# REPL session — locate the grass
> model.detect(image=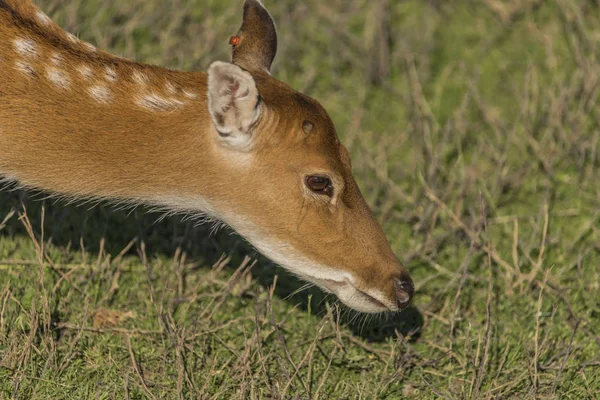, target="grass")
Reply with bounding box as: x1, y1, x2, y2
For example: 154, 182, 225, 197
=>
1, 0, 599, 398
